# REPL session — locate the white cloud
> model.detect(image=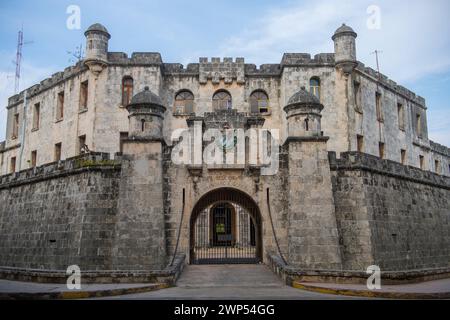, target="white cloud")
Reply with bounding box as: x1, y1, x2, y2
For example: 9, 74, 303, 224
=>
216, 0, 450, 146
1, 0, 449, 147
218, 0, 450, 83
